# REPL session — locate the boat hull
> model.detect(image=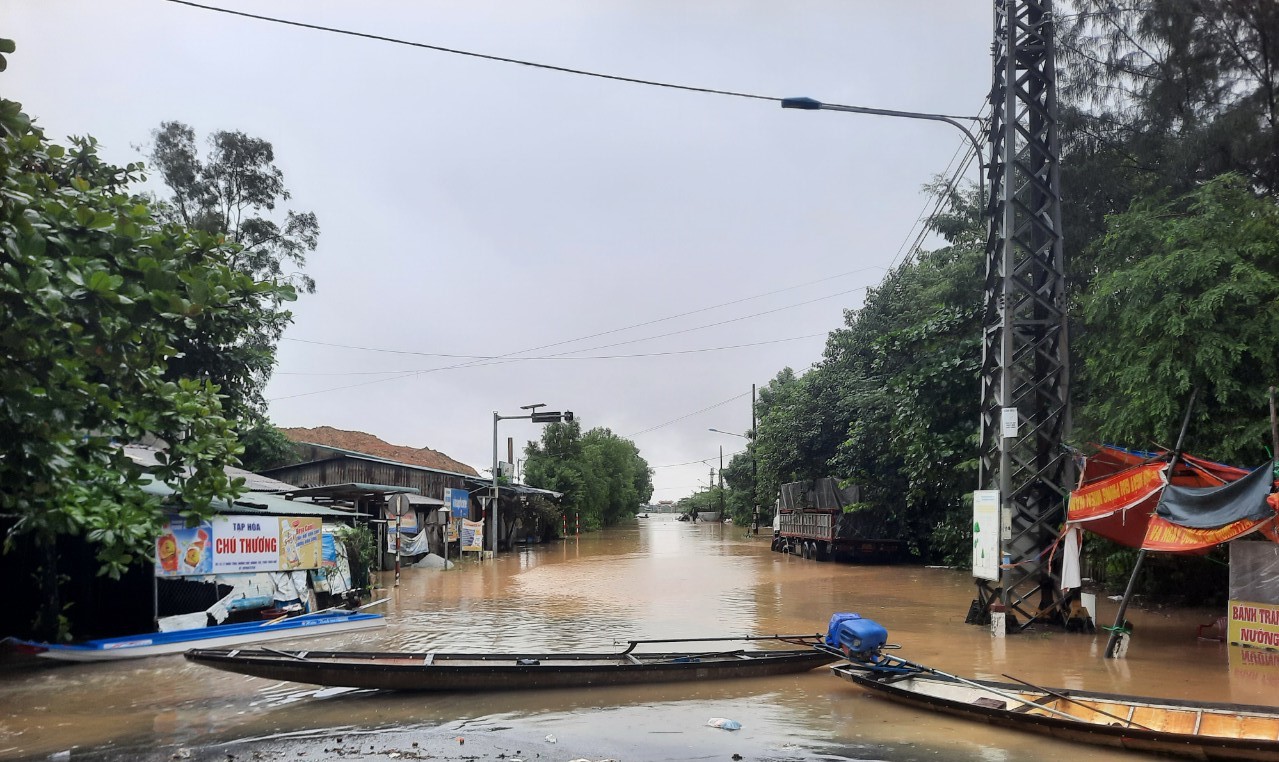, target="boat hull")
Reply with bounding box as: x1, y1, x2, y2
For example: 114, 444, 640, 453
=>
7, 612, 385, 662
186, 647, 835, 691
834, 665, 1279, 761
